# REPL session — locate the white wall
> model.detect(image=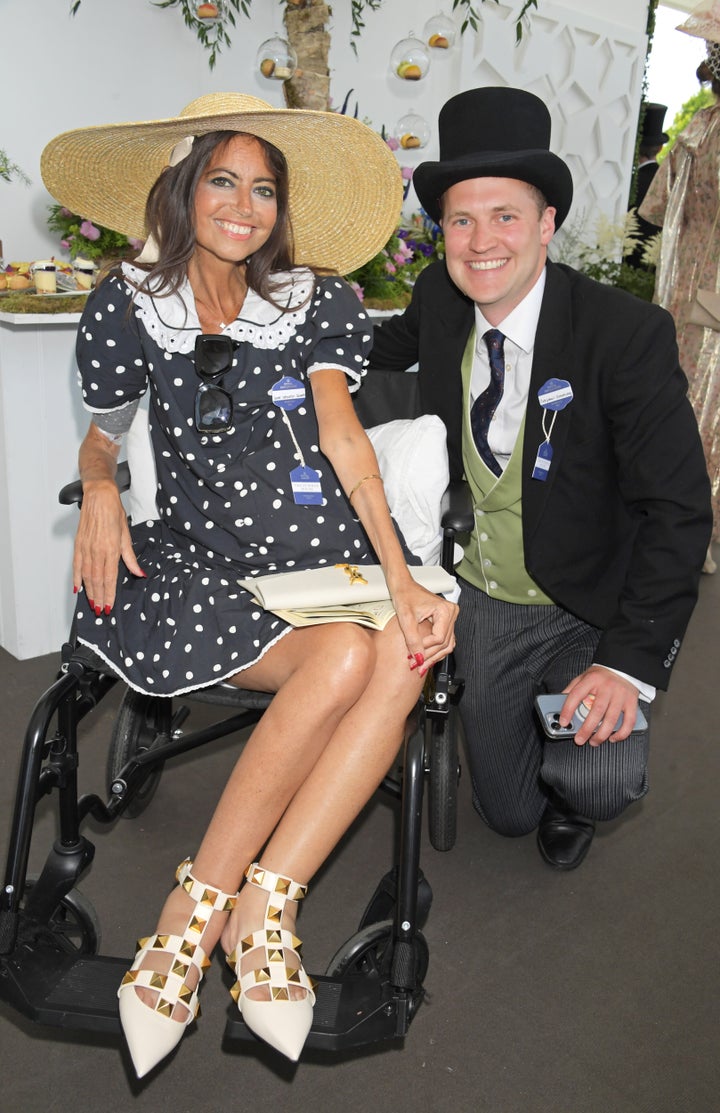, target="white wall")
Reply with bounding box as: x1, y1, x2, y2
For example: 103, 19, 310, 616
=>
2, 0, 651, 263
